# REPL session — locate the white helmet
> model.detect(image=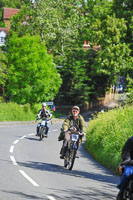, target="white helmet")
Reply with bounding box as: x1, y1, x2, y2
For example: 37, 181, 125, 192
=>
42, 102, 46, 107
